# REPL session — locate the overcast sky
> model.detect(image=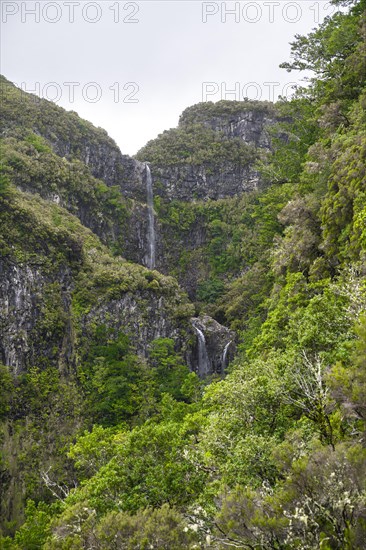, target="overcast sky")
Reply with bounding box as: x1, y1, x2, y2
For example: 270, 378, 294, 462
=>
1, 1, 335, 155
